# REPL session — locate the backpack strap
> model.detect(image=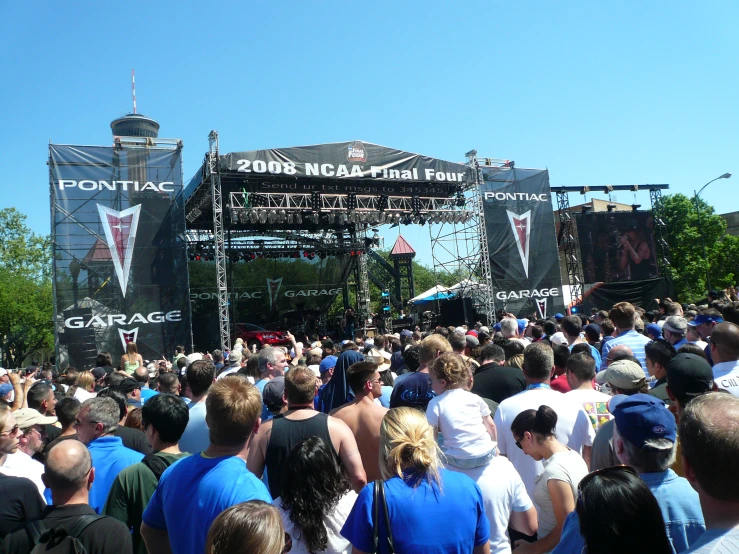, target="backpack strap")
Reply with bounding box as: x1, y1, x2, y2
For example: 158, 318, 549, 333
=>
64, 514, 107, 540
25, 520, 46, 546
141, 453, 174, 481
